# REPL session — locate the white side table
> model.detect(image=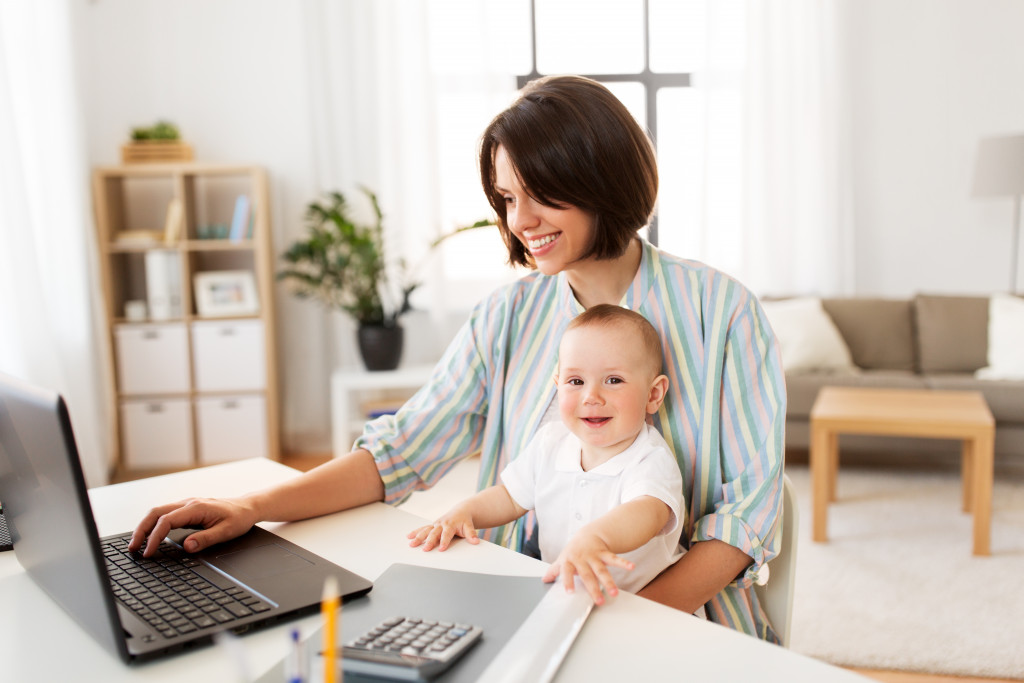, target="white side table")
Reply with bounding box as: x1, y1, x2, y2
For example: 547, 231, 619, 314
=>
330, 364, 434, 457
